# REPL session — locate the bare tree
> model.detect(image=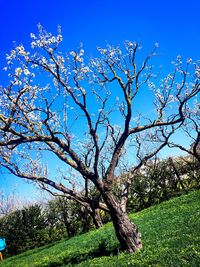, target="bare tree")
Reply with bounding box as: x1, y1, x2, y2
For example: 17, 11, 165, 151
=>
168, 105, 200, 162
0, 190, 22, 217
0, 25, 199, 252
